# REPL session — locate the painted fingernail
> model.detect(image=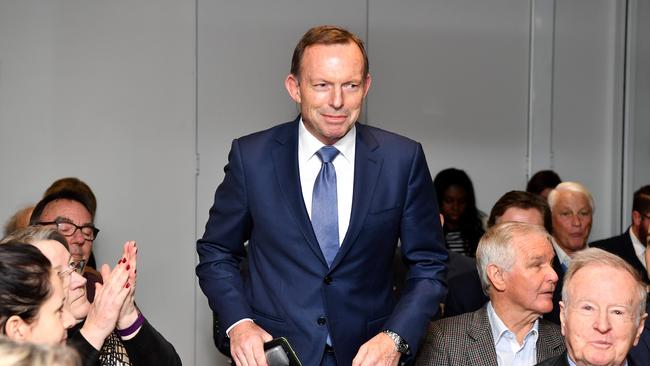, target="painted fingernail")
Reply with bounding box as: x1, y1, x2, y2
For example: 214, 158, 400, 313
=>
121, 258, 126, 264
126, 265, 131, 270
125, 283, 130, 288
